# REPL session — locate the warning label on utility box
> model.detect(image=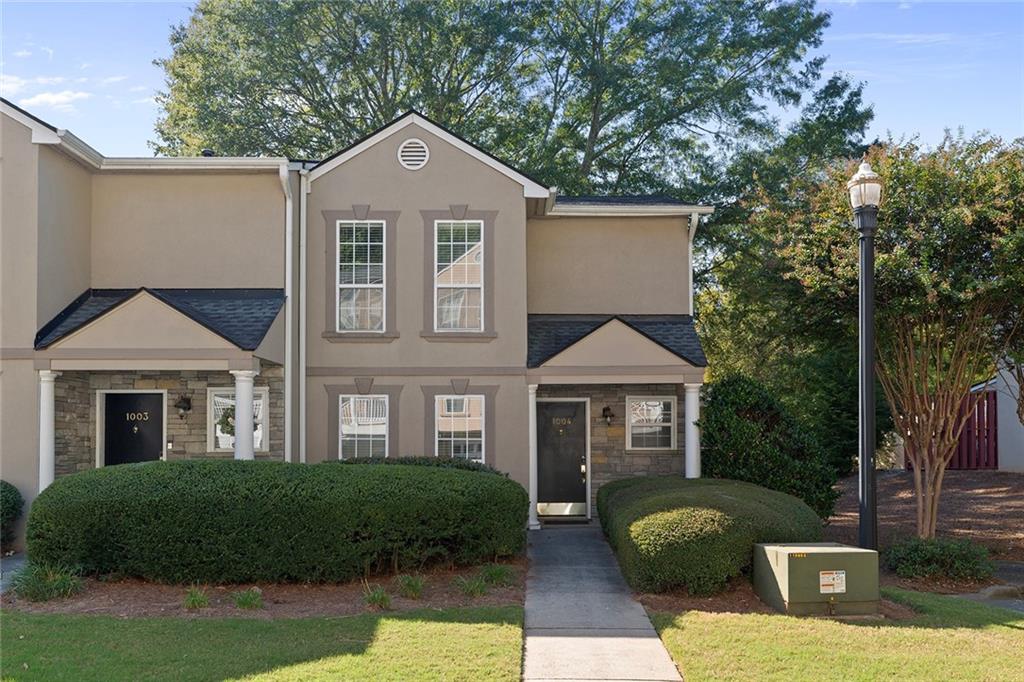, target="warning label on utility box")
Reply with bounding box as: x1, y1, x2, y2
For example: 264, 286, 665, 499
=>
819, 570, 847, 594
